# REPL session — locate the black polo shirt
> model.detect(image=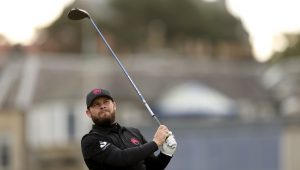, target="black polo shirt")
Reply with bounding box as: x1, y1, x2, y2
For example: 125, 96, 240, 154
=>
81, 123, 171, 170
